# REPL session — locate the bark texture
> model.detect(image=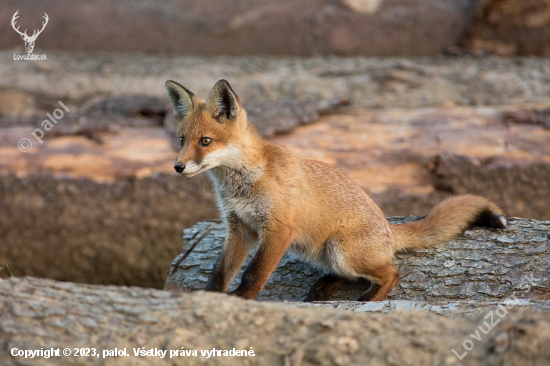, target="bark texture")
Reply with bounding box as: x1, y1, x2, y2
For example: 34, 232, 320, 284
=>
3, 53, 550, 110
165, 217, 550, 302
2, 277, 550, 366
